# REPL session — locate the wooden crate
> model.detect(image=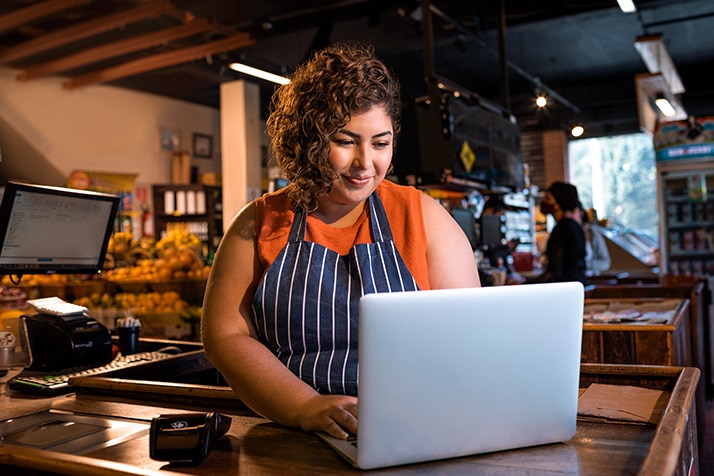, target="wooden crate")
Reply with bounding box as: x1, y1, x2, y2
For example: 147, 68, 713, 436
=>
582, 298, 692, 367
